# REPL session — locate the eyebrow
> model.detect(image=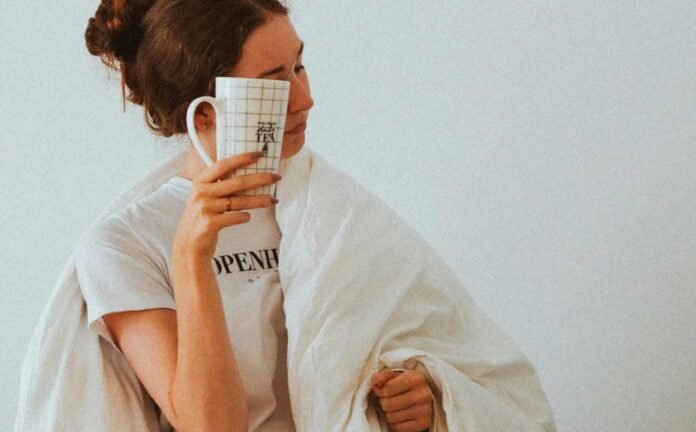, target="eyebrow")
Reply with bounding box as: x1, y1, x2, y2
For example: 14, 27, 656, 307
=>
257, 40, 304, 78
